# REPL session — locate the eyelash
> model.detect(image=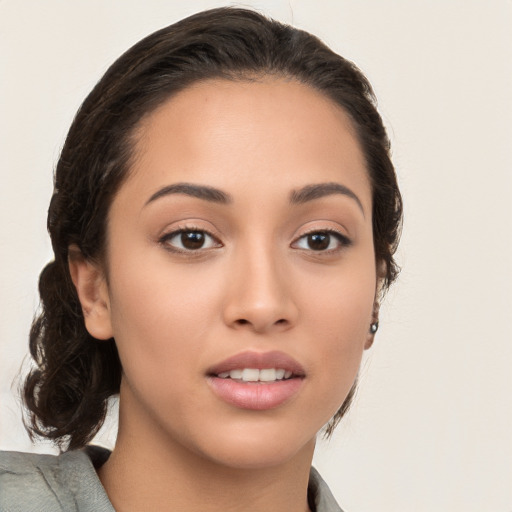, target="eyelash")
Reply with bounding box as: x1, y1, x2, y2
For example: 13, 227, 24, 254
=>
159, 227, 352, 254
159, 226, 222, 254
291, 229, 352, 253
